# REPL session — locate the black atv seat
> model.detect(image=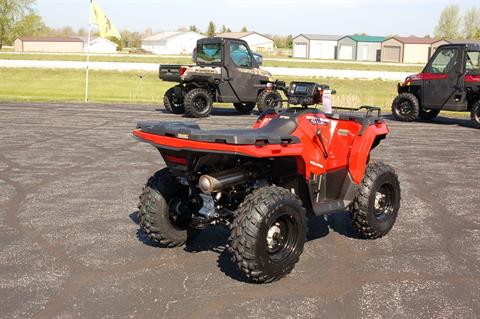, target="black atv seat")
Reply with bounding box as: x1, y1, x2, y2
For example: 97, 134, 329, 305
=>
137, 116, 300, 145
